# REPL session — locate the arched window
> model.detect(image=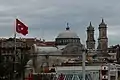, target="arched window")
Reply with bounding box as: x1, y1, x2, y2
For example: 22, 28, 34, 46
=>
62, 40, 64, 43
59, 40, 61, 43
64, 40, 66, 43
